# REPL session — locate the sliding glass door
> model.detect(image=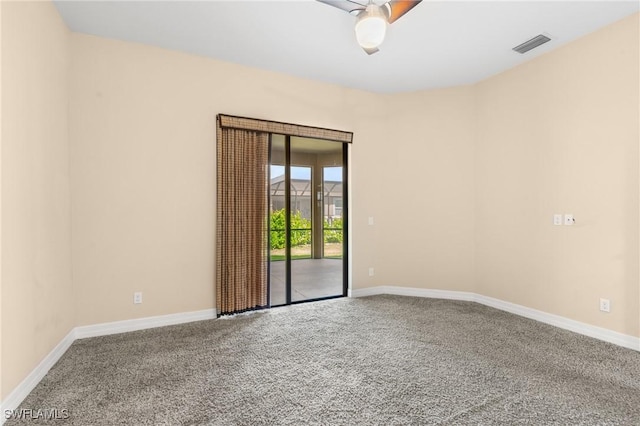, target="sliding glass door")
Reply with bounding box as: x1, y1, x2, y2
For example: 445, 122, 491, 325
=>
269, 135, 347, 306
